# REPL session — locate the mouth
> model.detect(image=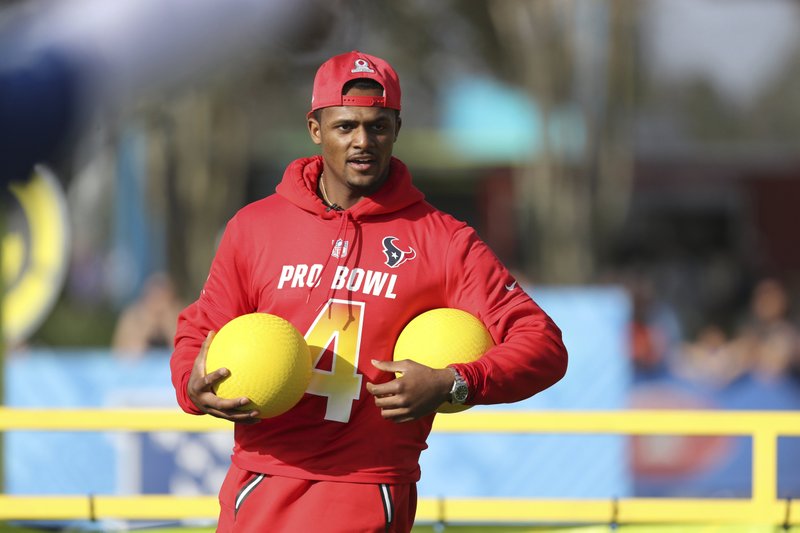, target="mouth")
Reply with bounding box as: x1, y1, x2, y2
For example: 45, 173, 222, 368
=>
347, 155, 377, 172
